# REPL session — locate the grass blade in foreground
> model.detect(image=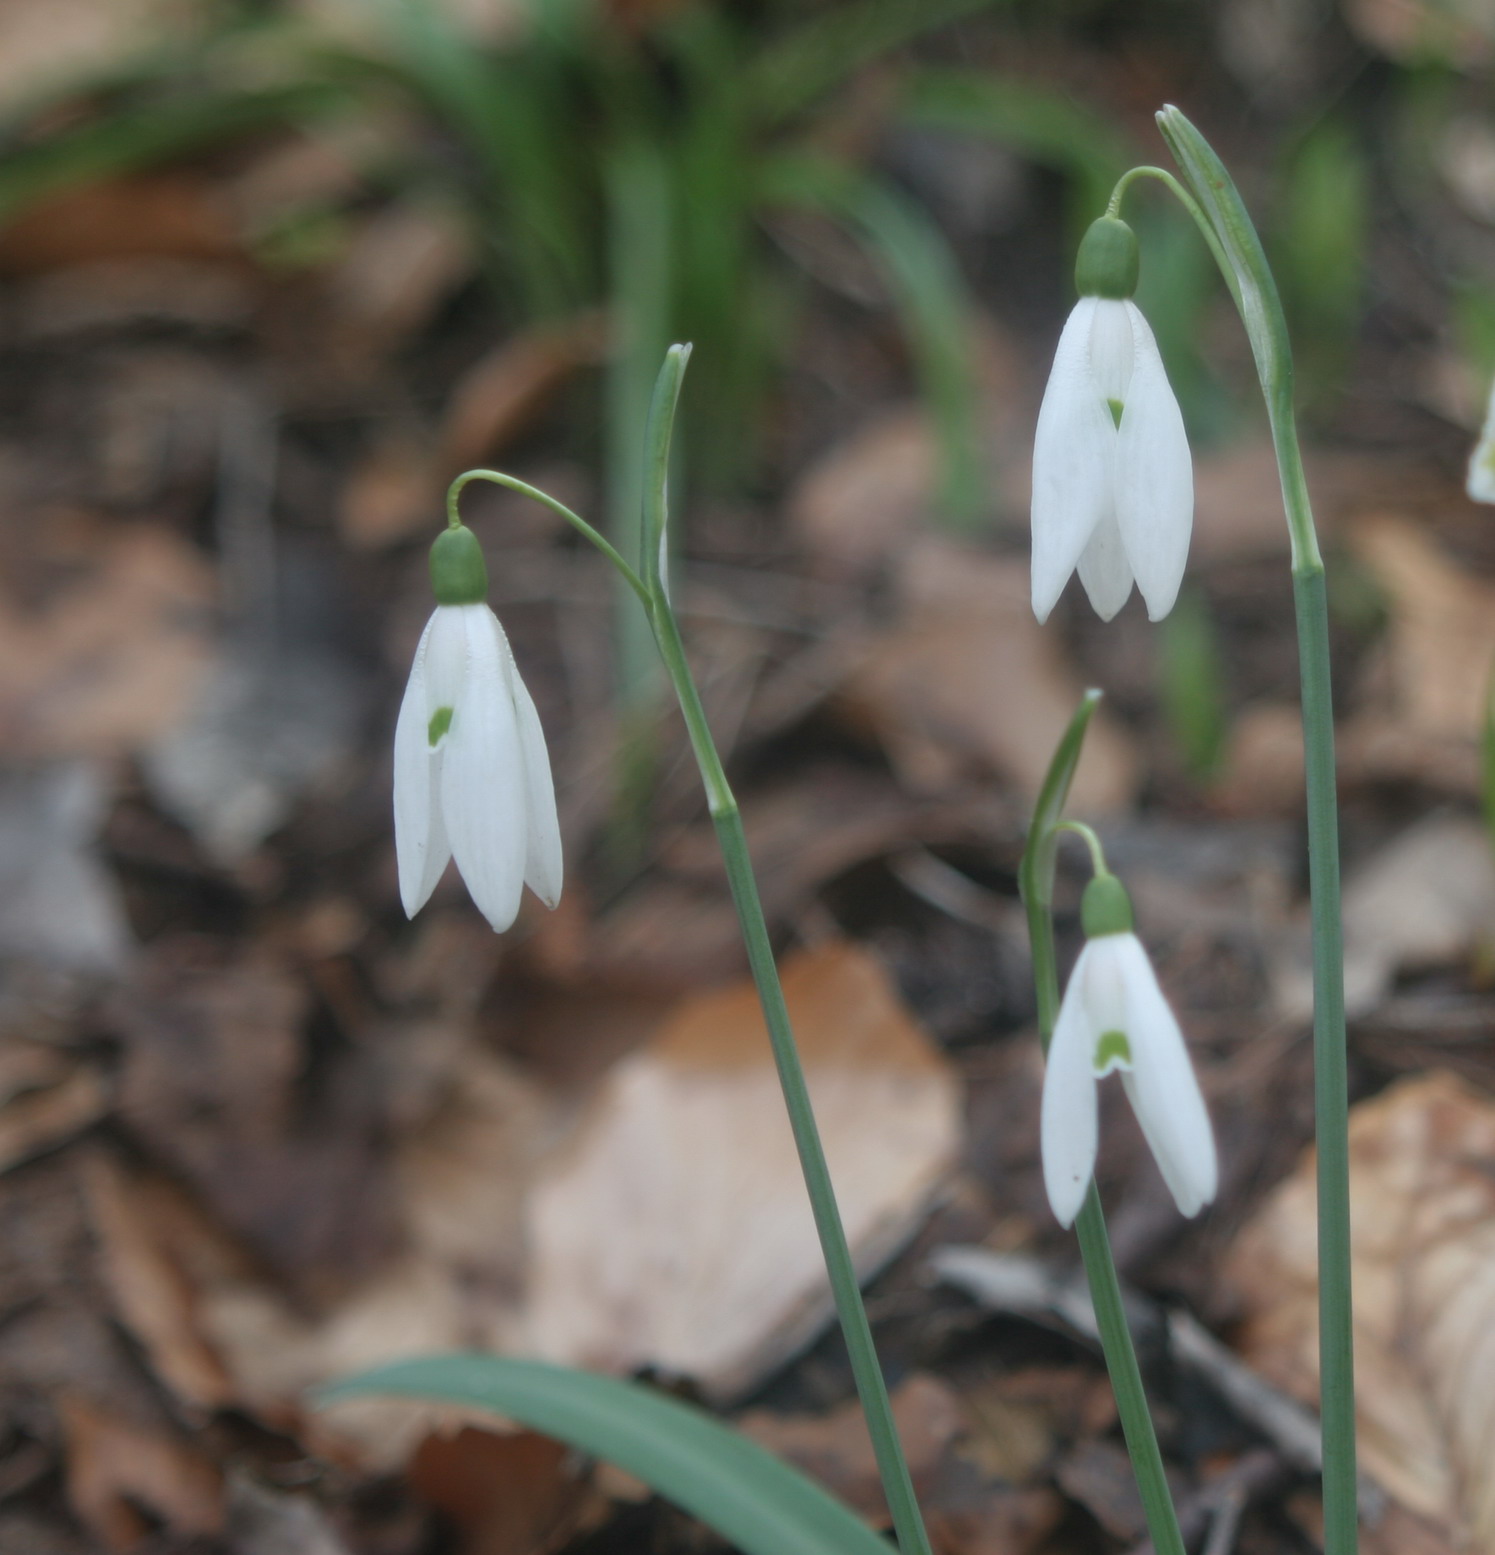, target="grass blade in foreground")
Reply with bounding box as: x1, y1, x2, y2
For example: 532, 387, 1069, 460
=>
320, 1356, 895, 1555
